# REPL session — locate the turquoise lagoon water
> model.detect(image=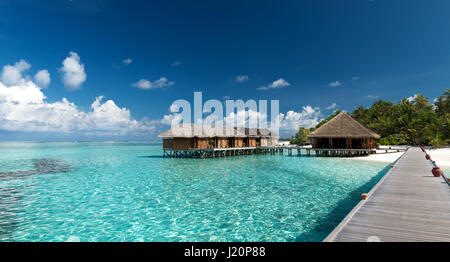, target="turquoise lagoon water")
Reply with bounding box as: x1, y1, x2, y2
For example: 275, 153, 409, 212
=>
0, 142, 392, 242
